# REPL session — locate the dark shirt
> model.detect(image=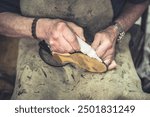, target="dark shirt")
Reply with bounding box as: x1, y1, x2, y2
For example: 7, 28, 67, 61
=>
0, 0, 146, 18
111, 0, 147, 18
0, 0, 20, 14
